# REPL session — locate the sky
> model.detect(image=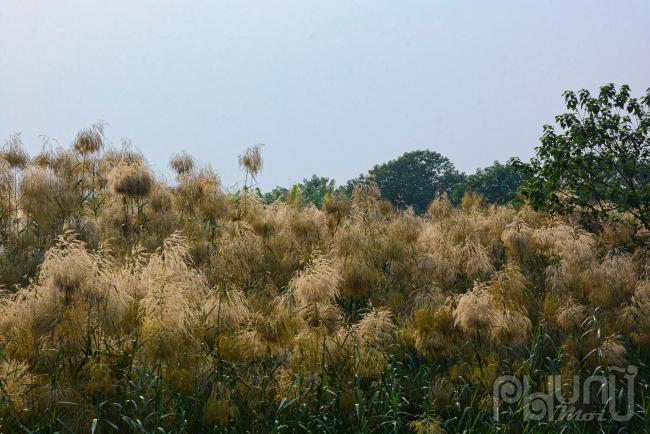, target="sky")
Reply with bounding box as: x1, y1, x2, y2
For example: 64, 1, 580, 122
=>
1, 1, 649, 190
